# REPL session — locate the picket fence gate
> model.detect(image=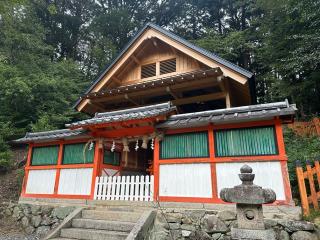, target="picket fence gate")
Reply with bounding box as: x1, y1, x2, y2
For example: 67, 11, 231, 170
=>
296, 160, 320, 216
94, 175, 154, 201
